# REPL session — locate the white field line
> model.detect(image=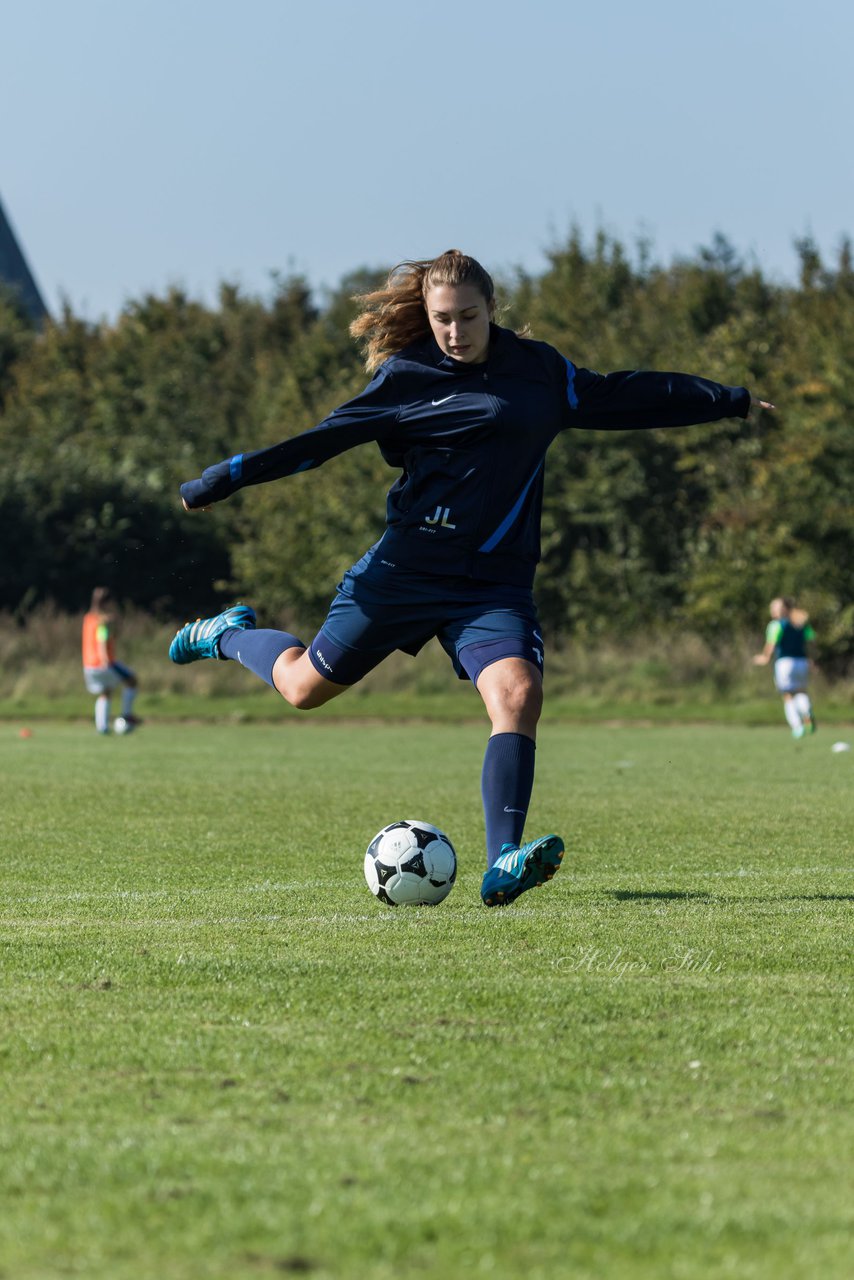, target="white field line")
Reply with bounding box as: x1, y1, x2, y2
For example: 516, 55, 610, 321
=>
3, 865, 852, 909
2, 882, 319, 904
0, 915, 288, 929
1, 870, 851, 931
0, 910, 498, 930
